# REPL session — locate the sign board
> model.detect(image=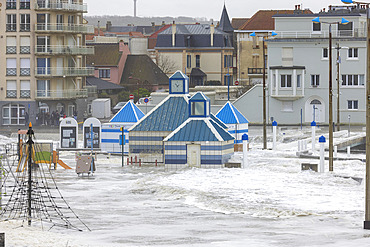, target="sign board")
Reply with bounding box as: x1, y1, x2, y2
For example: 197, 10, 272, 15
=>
83, 117, 101, 149
129, 94, 134, 100
60, 117, 78, 149
235, 81, 239, 86
144, 97, 149, 104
